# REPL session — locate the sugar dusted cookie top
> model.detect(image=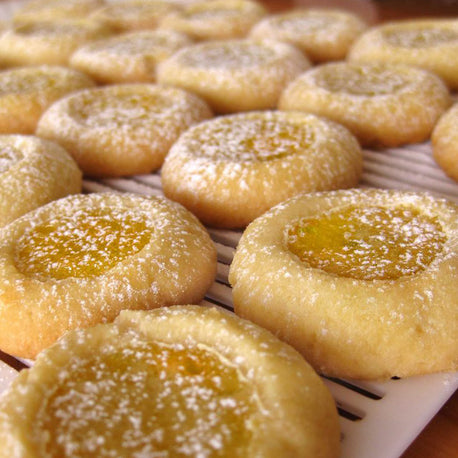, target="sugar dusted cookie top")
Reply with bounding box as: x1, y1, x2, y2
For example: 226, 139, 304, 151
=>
0, 305, 340, 457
